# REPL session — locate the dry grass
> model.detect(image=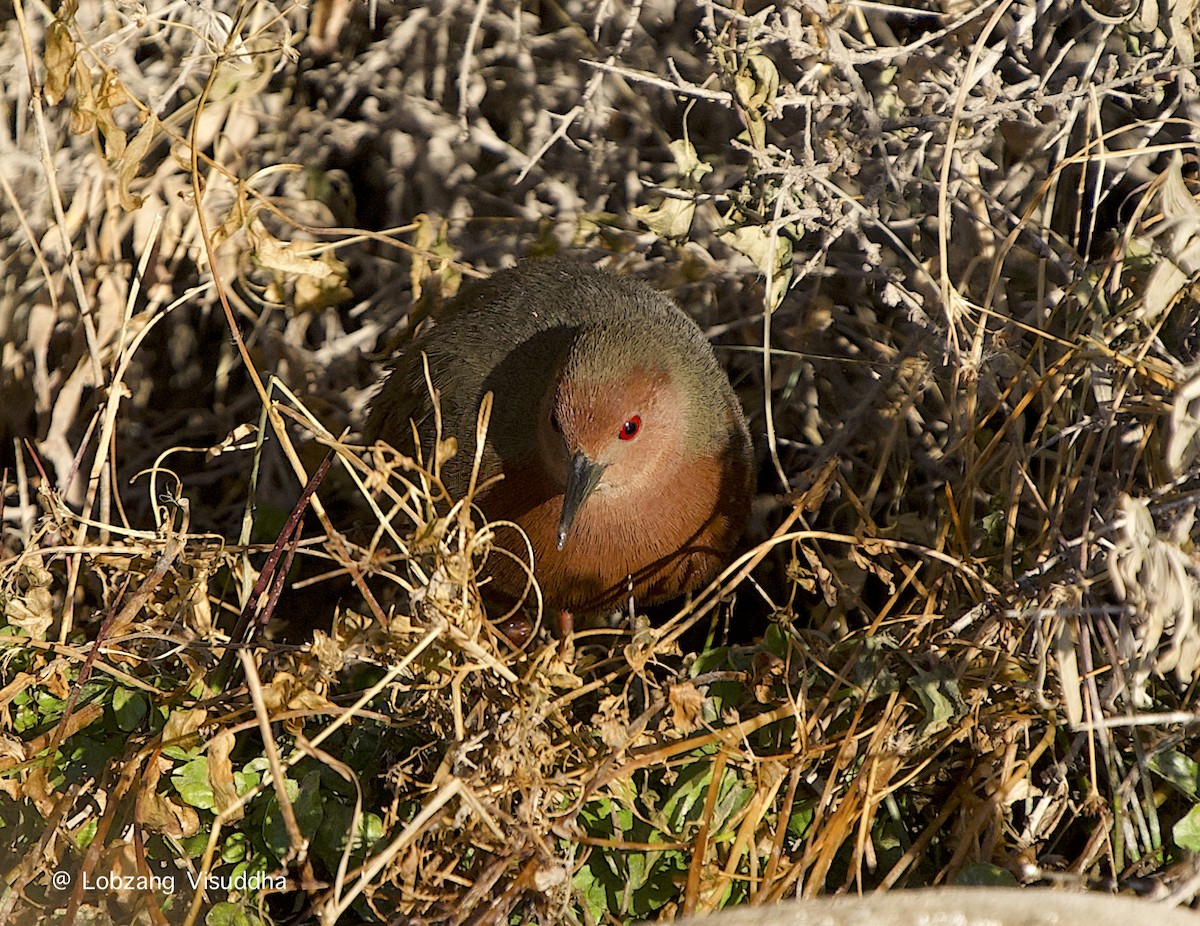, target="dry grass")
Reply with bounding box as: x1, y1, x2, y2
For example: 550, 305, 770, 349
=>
3, 0, 1200, 924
